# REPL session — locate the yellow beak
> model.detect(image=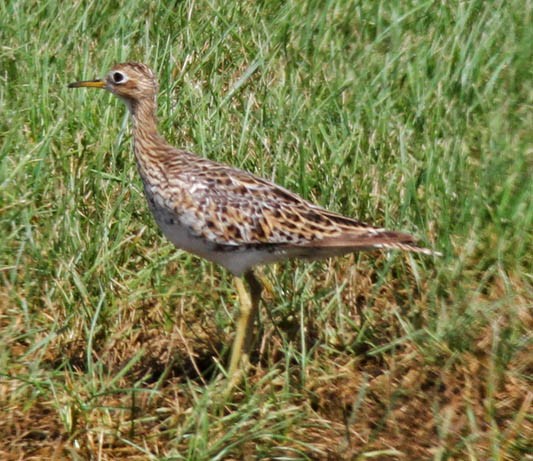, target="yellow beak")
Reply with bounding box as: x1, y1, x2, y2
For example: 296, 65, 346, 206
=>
68, 79, 106, 89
